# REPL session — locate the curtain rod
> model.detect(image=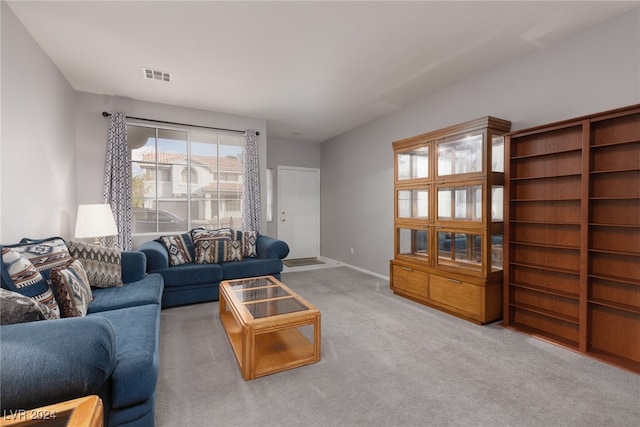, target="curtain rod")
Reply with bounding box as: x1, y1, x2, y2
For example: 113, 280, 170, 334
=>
101, 111, 259, 135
